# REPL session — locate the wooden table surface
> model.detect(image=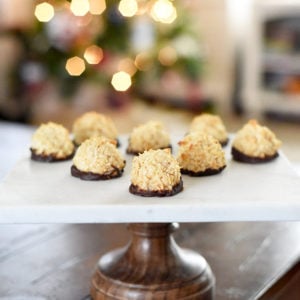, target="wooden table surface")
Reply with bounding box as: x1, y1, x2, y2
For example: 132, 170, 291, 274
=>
0, 222, 299, 299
